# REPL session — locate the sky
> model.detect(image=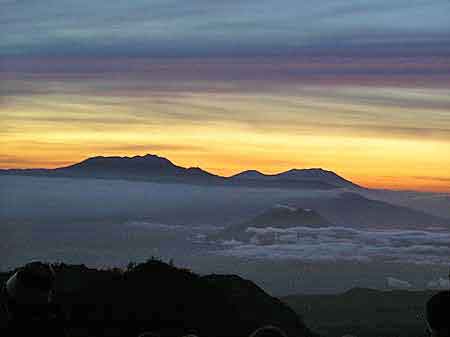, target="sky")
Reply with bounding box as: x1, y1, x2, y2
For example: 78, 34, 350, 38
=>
1, 0, 450, 192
